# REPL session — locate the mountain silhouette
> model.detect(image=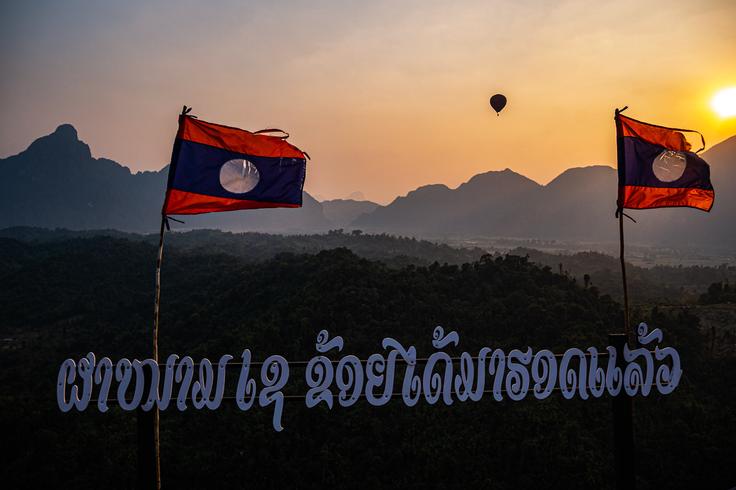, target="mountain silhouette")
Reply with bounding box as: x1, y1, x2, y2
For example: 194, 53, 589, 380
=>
1, 124, 733, 247
321, 199, 379, 228
352, 169, 542, 236
354, 137, 736, 248
0, 124, 330, 232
